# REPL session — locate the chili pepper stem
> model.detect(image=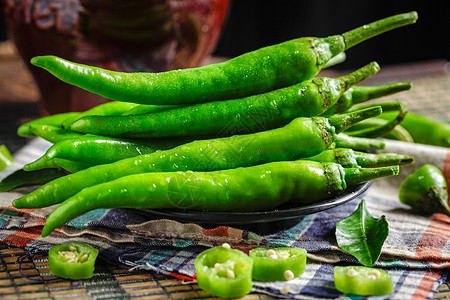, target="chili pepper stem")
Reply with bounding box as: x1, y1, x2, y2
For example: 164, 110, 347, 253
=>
351, 82, 412, 105
353, 151, 414, 168
342, 11, 418, 50
329, 106, 383, 134
334, 62, 380, 91
344, 165, 399, 185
